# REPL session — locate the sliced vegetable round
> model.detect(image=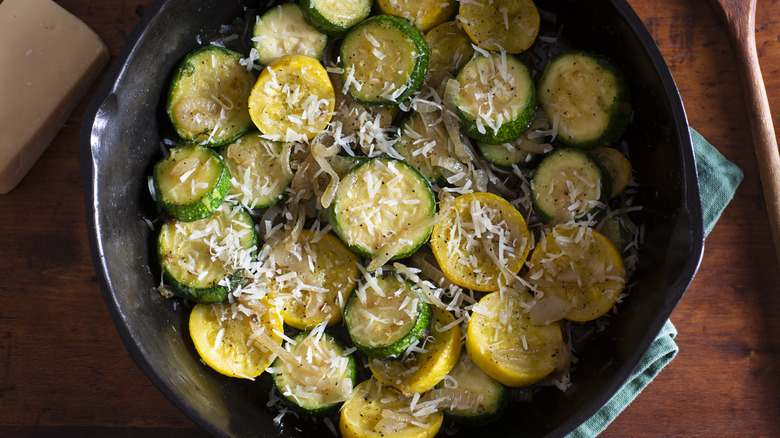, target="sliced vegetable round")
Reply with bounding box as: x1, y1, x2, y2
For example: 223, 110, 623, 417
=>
330, 157, 436, 265
158, 203, 256, 303
458, 0, 540, 54
393, 111, 459, 183
299, 0, 372, 35
591, 146, 632, 198
253, 3, 328, 65
340, 378, 444, 438
264, 229, 360, 330
330, 154, 368, 178
477, 111, 553, 169
438, 350, 506, 424
538, 51, 632, 148
248, 54, 335, 142
466, 290, 566, 387
375, 0, 457, 33
530, 147, 609, 222
330, 71, 400, 144
166, 46, 254, 146
527, 226, 626, 322
369, 307, 462, 395
221, 132, 291, 209
430, 192, 532, 292
344, 269, 432, 359
153, 142, 231, 222
189, 301, 283, 378
454, 51, 537, 144
340, 15, 429, 106
272, 330, 357, 414
425, 20, 475, 88
598, 213, 636, 256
